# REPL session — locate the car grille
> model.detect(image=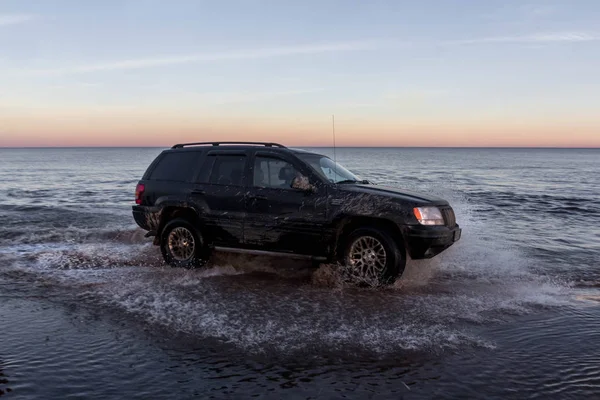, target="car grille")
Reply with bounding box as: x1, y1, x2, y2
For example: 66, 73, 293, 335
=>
441, 207, 456, 227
